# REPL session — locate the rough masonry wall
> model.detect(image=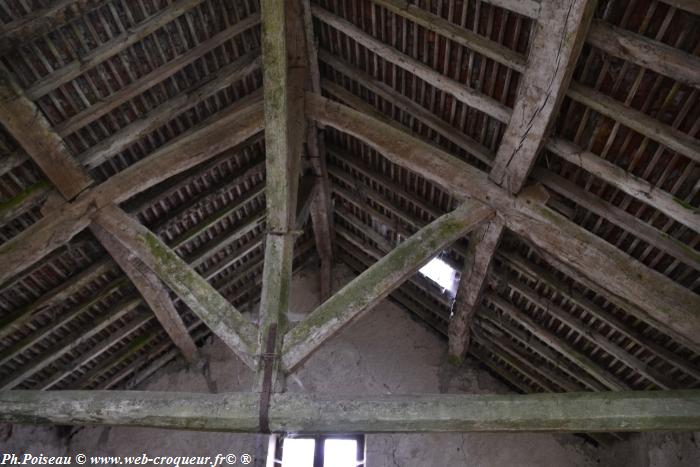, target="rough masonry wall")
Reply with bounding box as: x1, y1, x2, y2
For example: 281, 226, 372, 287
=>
1, 264, 699, 466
